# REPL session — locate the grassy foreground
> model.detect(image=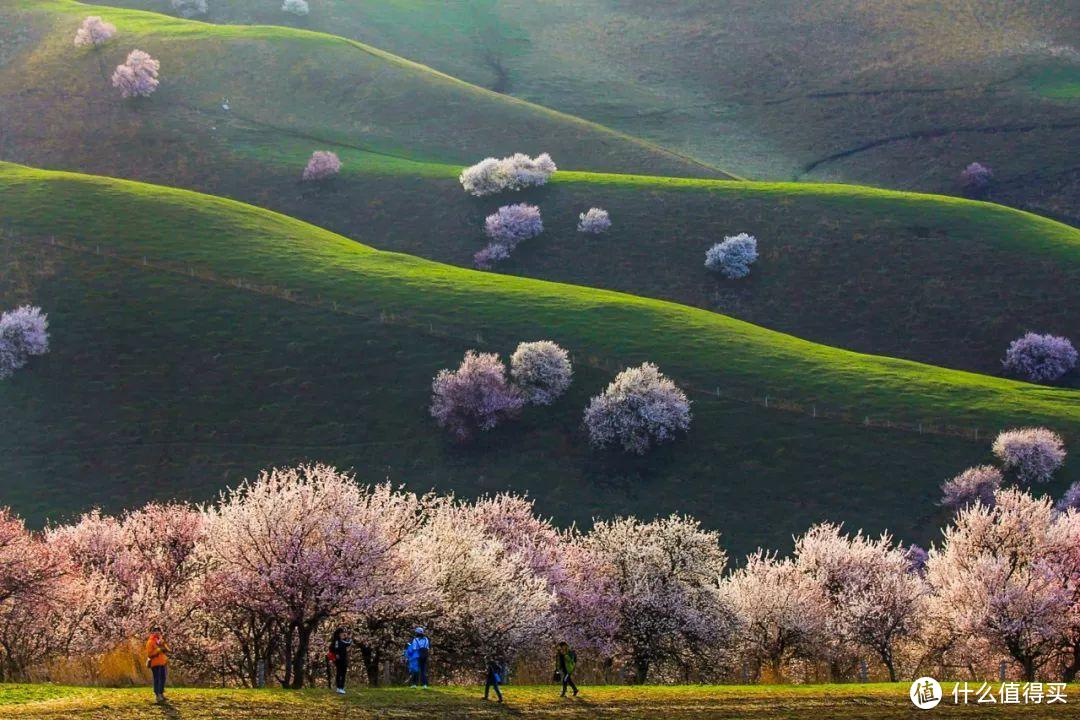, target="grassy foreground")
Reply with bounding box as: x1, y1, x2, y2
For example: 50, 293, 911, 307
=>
1, 683, 1079, 719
